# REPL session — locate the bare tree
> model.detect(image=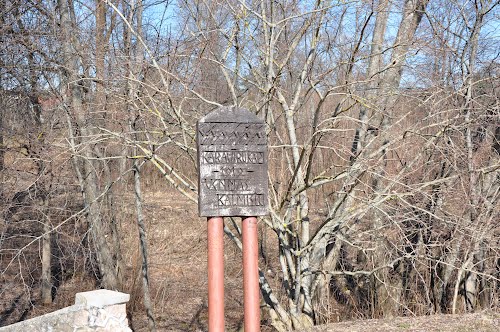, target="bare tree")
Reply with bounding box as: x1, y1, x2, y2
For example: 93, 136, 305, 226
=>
154, 0, 498, 329
57, 0, 123, 290
1, 0, 498, 330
